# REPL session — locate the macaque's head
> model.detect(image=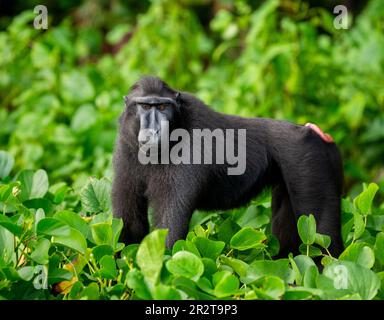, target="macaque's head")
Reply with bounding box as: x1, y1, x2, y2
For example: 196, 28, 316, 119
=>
121, 76, 181, 148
